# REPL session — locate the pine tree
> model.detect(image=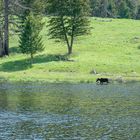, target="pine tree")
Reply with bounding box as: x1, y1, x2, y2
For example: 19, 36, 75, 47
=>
136, 5, 140, 19
118, 1, 129, 18
108, 0, 117, 17
19, 13, 44, 64
47, 0, 91, 55
90, 0, 139, 19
